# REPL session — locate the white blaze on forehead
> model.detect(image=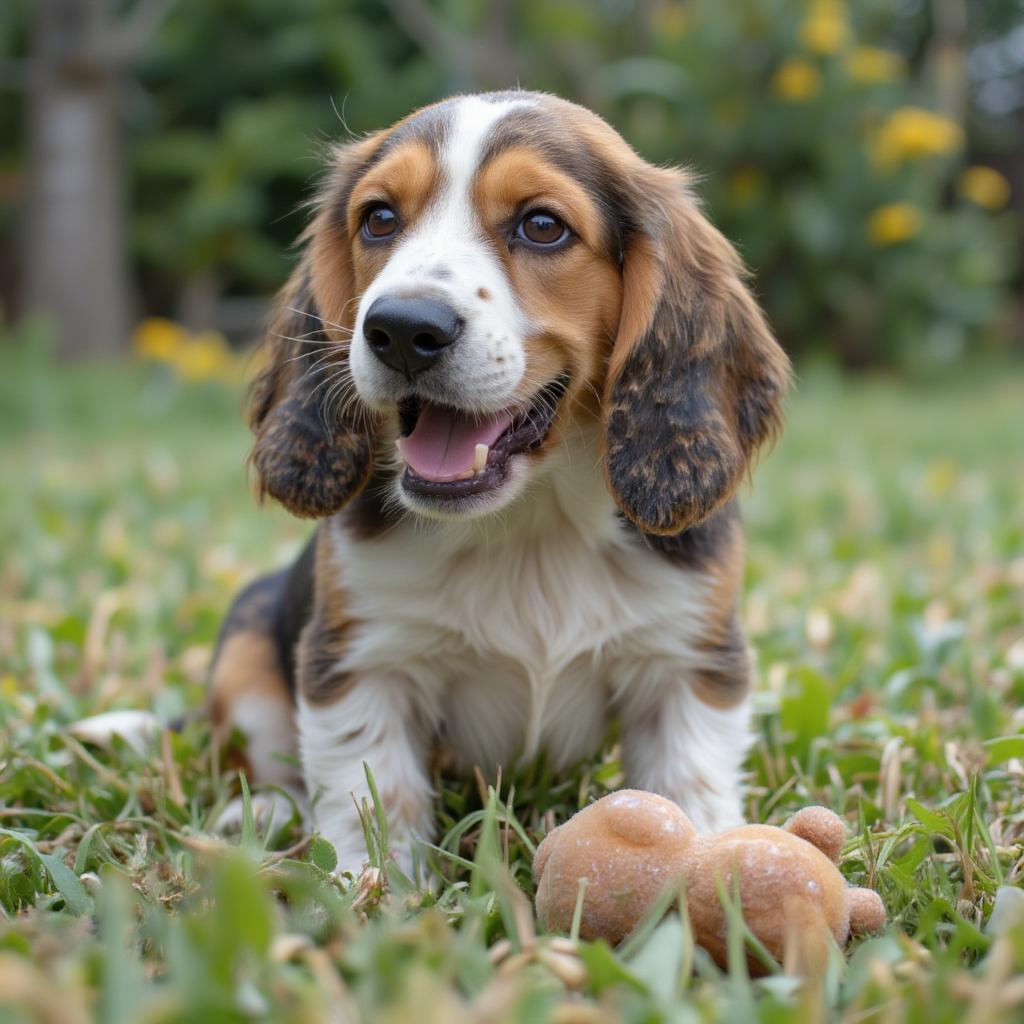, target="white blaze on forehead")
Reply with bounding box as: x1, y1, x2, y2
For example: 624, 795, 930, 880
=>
411, 93, 534, 275
441, 94, 534, 215
350, 94, 539, 413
